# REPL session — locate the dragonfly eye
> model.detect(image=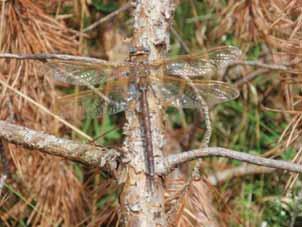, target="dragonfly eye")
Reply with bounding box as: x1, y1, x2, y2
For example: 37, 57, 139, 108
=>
129, 47, 137, 55
129, 46, 150, 56
142, 47, 150, 53
122, 71, 130, 77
